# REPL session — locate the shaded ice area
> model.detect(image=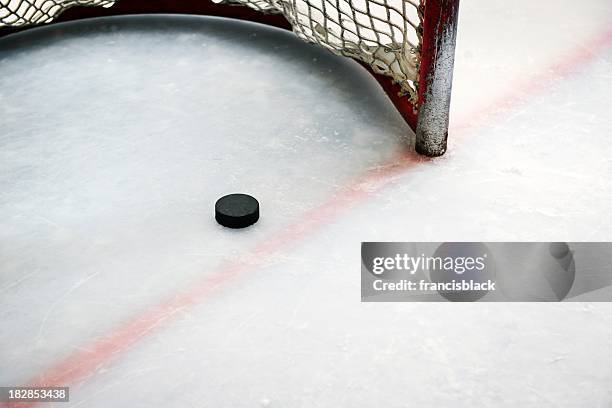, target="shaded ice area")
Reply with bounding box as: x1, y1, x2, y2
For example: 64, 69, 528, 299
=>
1, 1, 612, 406
0, 15, 409, 385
